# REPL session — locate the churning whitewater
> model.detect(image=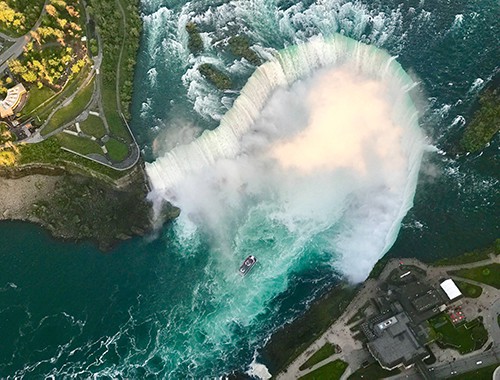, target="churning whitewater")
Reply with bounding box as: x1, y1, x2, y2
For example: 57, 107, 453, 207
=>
146, 34, 424, 283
